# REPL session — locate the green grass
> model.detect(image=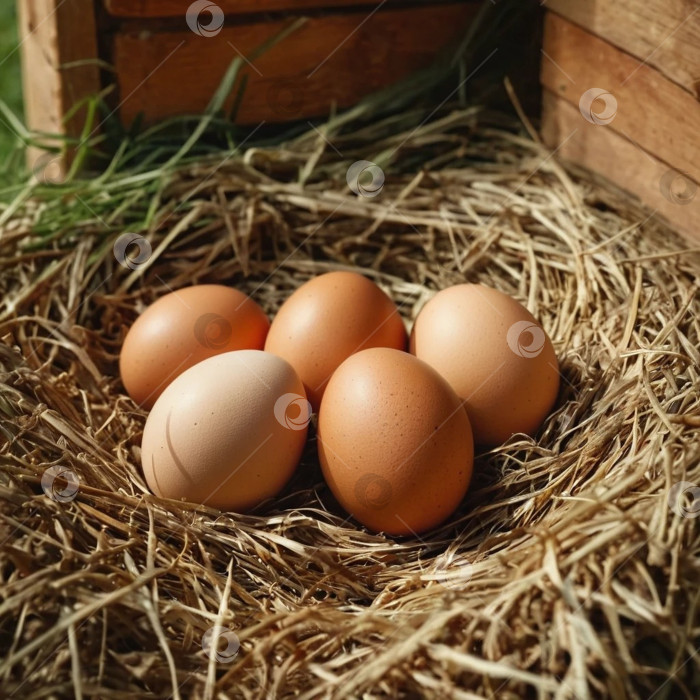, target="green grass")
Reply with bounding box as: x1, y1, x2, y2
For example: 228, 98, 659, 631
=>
0, 3, 23, 161
0, 0, 523, 220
